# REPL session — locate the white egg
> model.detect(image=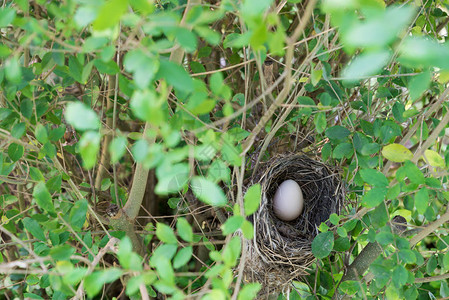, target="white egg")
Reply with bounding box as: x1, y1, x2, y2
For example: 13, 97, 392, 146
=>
273, 179, 304, 221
